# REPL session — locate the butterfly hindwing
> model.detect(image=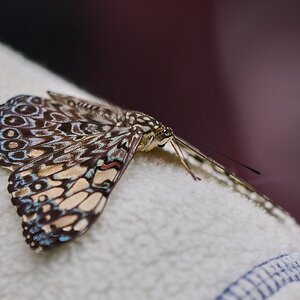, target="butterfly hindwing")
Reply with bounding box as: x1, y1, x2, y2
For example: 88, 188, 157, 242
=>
8, 128, 143, 251
47, 91, 123, 125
